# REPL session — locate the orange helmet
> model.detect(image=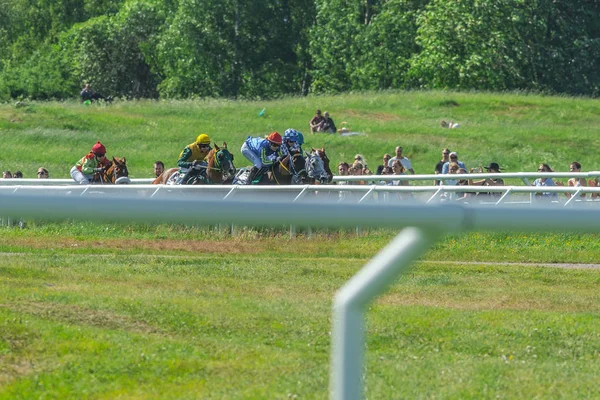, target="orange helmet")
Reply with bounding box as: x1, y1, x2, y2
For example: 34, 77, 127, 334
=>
267, 132, 282, 145
91, 141, 106, 155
